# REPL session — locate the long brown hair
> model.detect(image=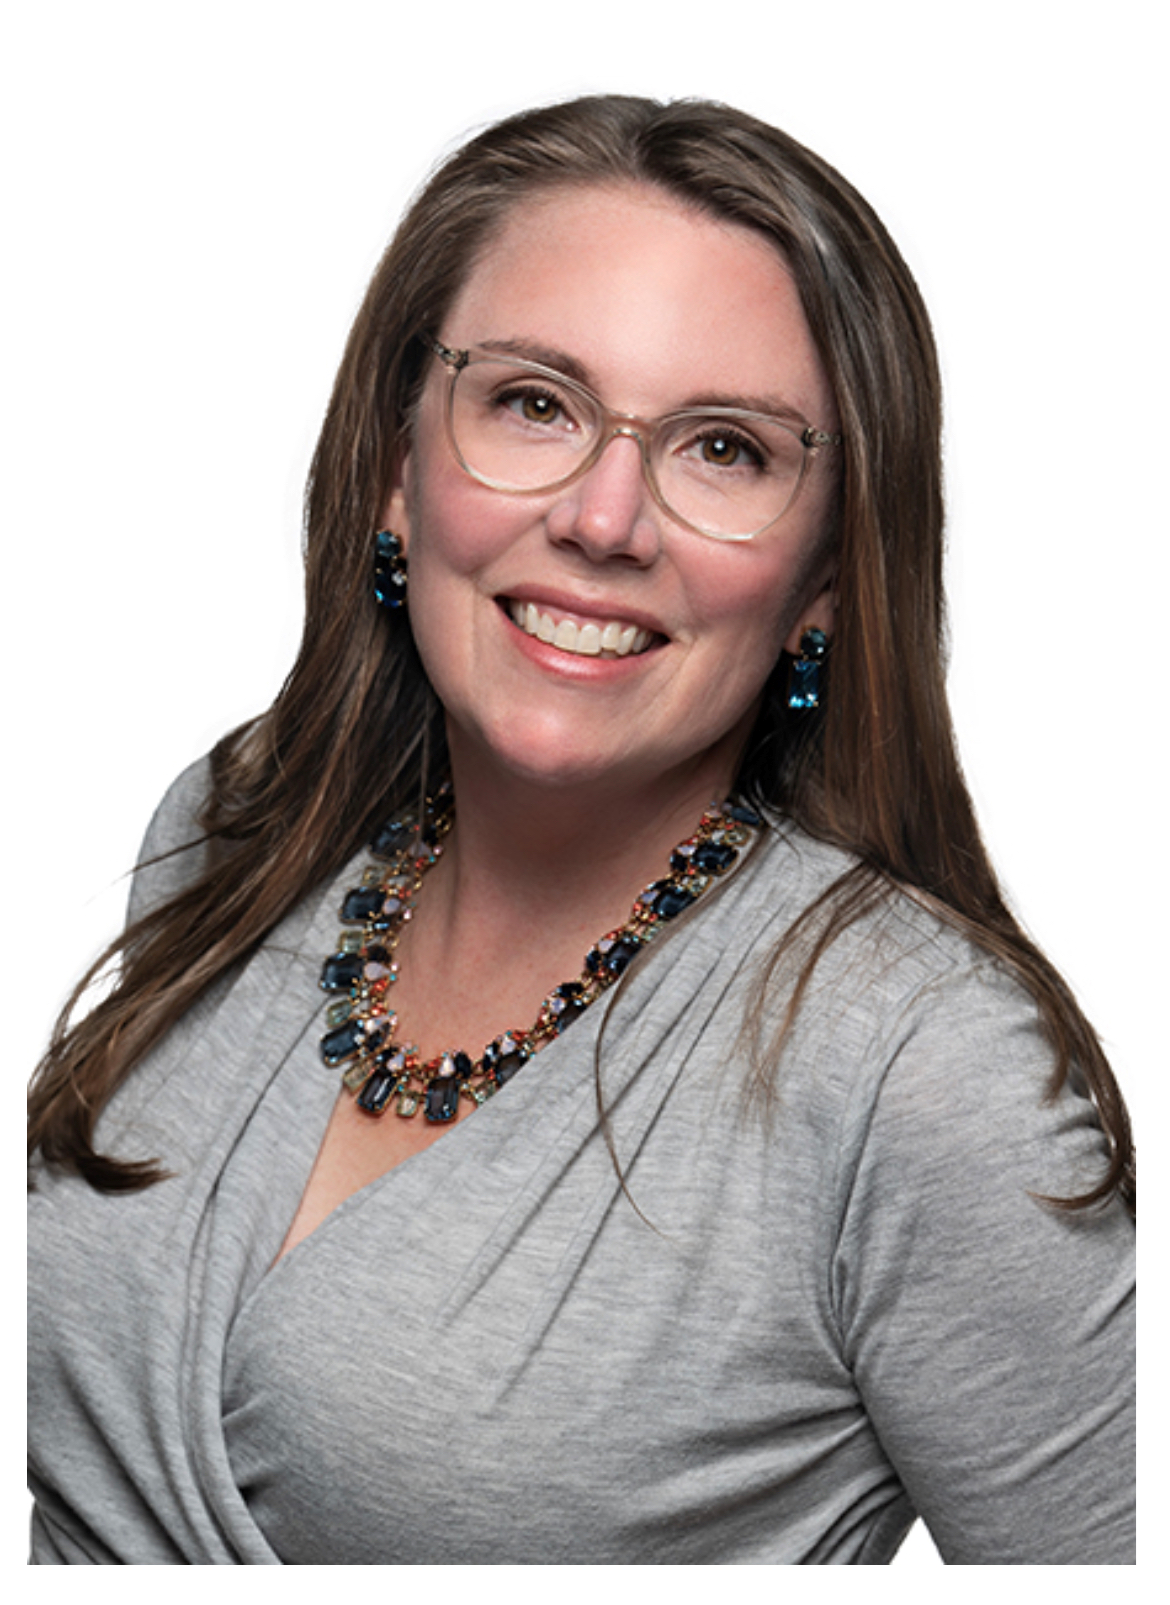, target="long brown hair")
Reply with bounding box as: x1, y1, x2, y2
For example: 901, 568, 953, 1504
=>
28, 95, 1134, 1210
